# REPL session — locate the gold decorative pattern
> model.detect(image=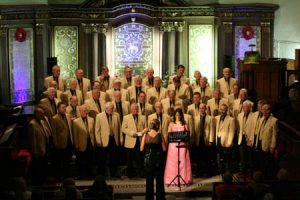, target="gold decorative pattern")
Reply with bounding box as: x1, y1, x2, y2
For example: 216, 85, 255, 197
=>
35, 23, 45, 35
54, 26, 78, 82
82, 23, 108, 34
158, 21, 185, 32
222, 22, 233, 33
261, 22, 271, 33
0, 25, 9, 36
